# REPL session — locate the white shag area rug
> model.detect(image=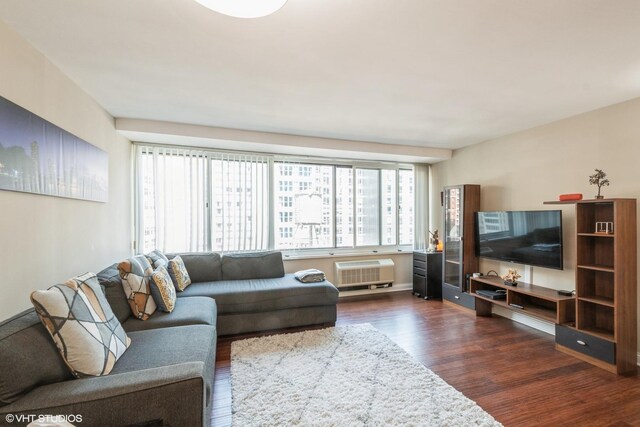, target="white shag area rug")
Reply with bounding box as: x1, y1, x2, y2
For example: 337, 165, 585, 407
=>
231, 324, 502, 426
